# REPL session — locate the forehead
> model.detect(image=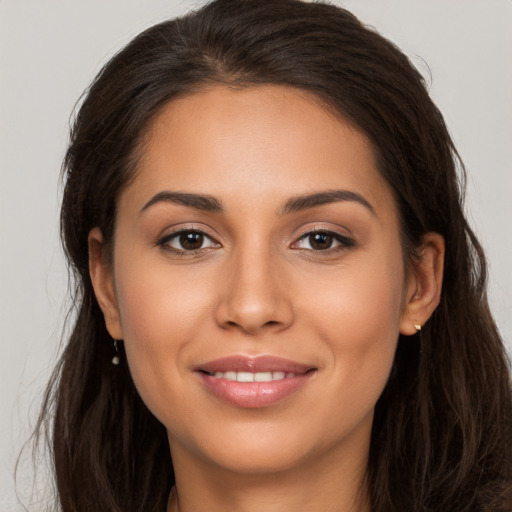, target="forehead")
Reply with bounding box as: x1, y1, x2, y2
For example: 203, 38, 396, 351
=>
124, 85, 395, 218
